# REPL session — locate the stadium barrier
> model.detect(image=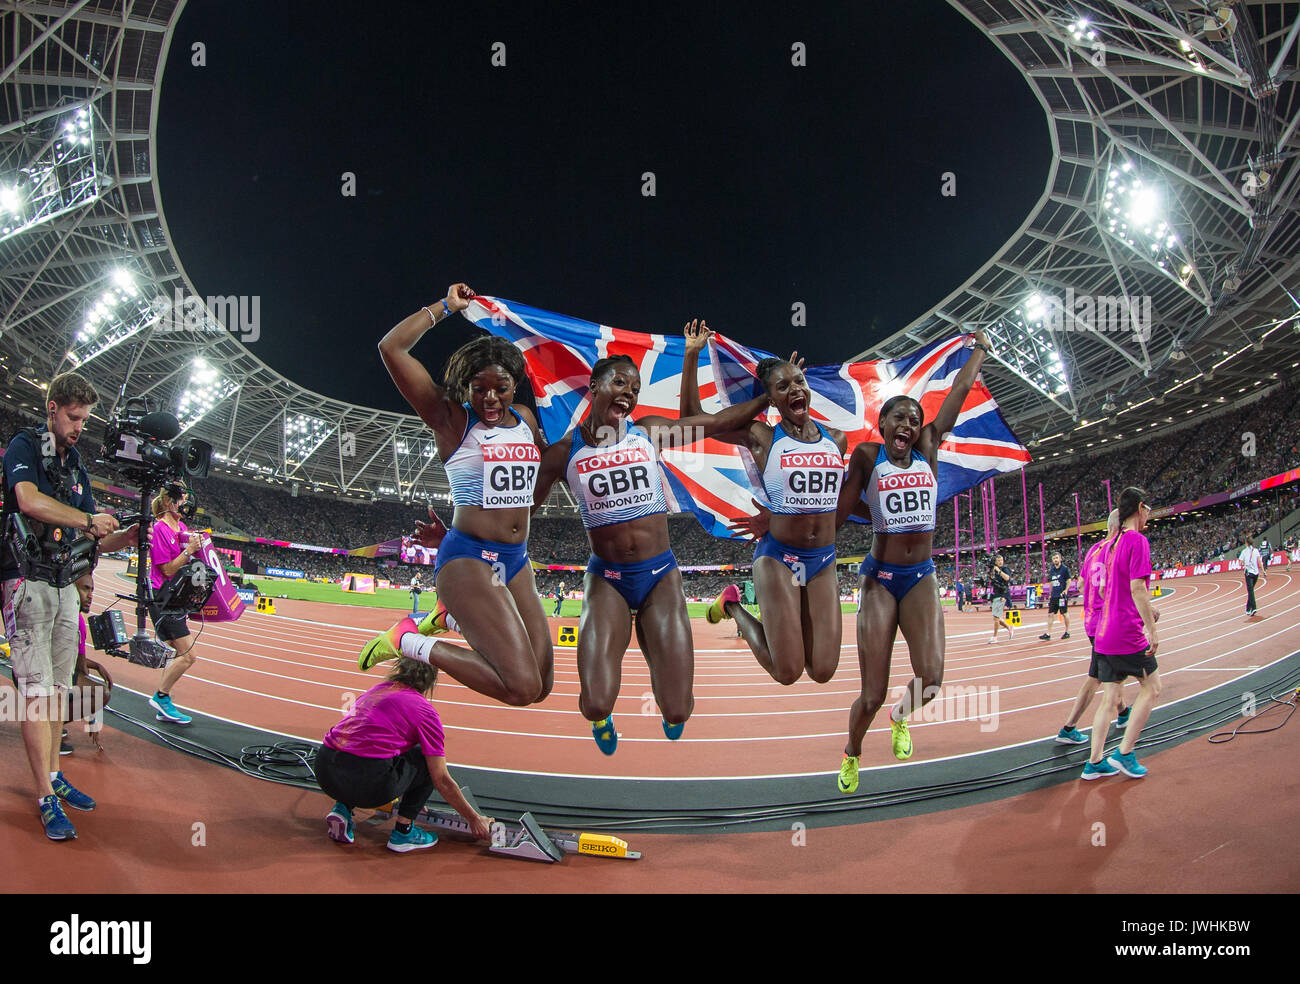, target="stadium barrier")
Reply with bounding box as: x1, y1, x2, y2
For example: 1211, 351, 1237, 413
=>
341, 574, 375, 593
